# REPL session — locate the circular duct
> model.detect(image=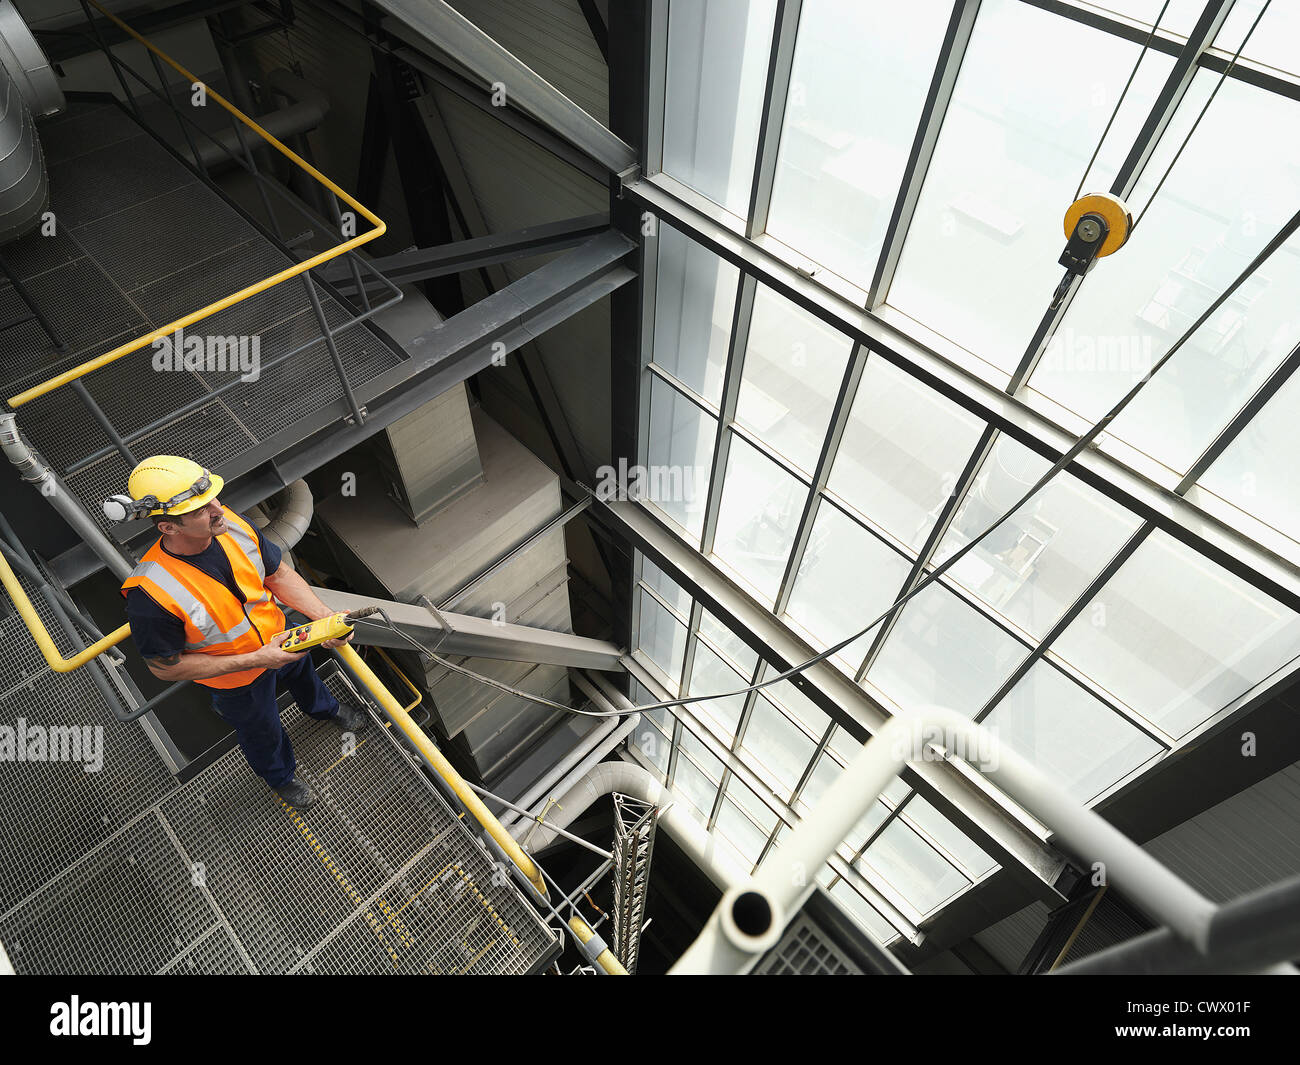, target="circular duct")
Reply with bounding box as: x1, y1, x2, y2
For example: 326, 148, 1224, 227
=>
0, 1, 60, 245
